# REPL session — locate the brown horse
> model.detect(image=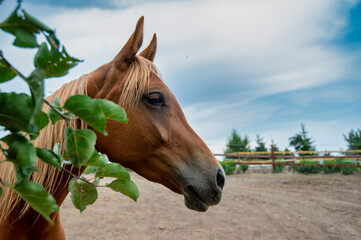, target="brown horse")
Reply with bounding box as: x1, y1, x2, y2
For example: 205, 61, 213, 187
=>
0, 17, 225, 240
